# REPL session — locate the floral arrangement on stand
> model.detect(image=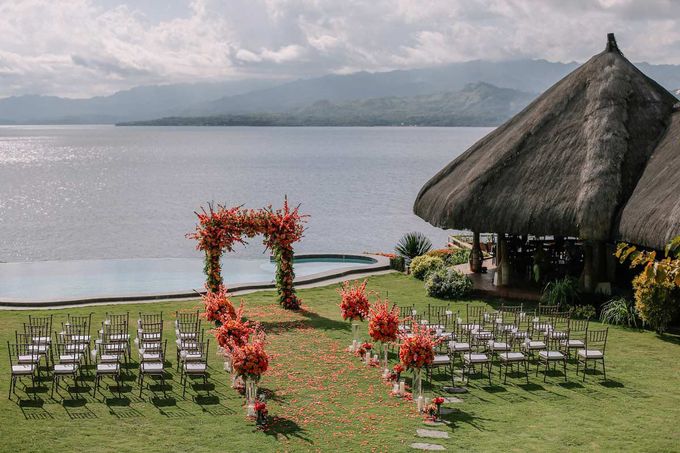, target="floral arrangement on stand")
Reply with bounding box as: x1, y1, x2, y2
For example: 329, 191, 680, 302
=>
188, 197, 307, 310
355, 341, 373, 359
368, 297, 400, 378
339, 280, 371, 351
392, 364, 405, 382
231, 331, 270, 417
399, 323, 442, 412
425, 396, 445, 421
